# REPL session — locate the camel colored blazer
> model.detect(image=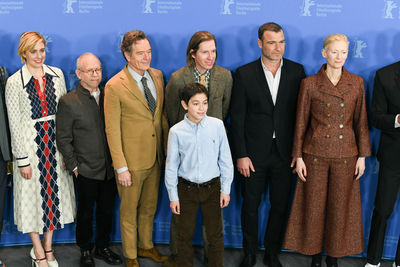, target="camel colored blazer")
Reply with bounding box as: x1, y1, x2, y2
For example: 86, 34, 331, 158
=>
292, 65, 371, 159
104, 65, 169, 171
